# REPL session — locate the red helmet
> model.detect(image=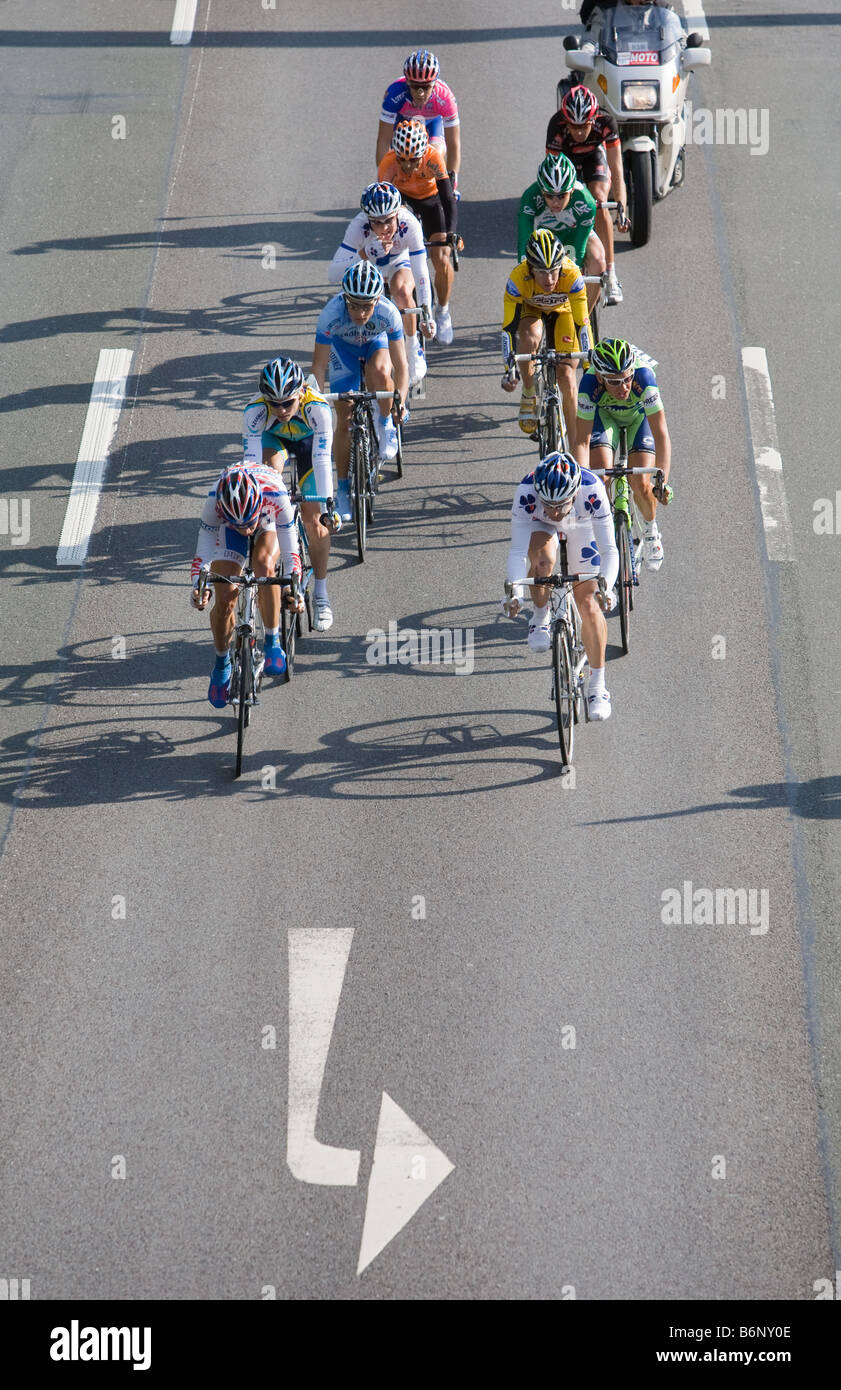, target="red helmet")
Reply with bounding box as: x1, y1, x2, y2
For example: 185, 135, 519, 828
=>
216, 465, 263, 529
403, 49, 440, 84
561, 84, 599, 125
